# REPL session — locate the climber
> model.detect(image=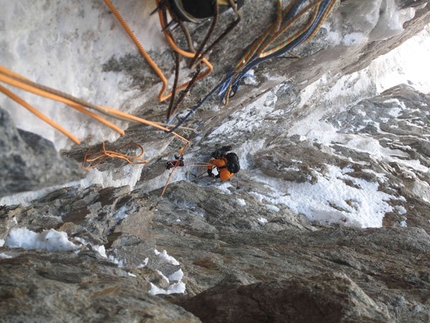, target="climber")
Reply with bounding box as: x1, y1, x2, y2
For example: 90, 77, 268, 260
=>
207, 145, 240, 181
